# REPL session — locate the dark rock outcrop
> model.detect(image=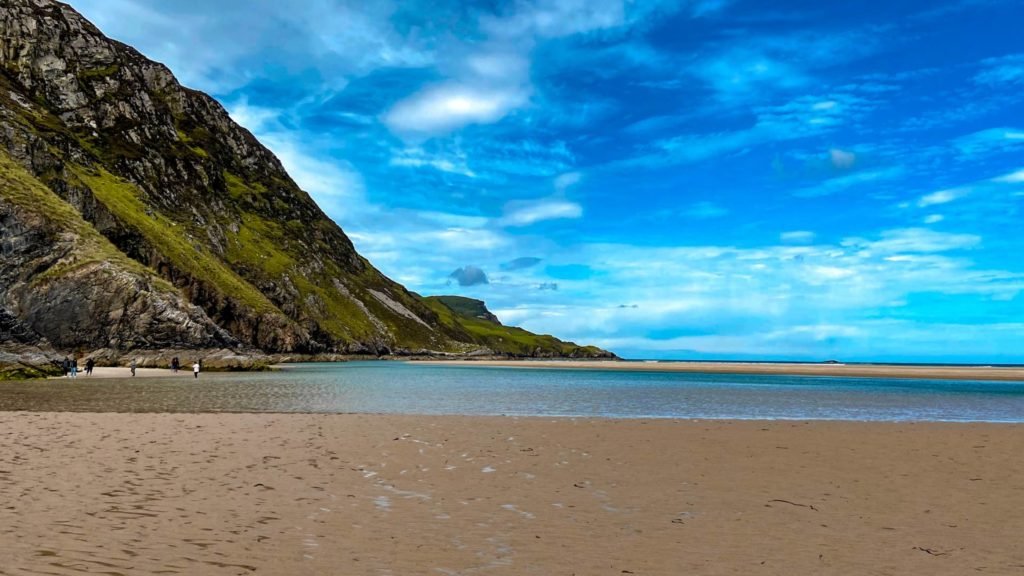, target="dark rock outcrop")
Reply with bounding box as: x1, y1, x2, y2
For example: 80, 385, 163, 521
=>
0, 150, 236, 352
0, 307, 59, 379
